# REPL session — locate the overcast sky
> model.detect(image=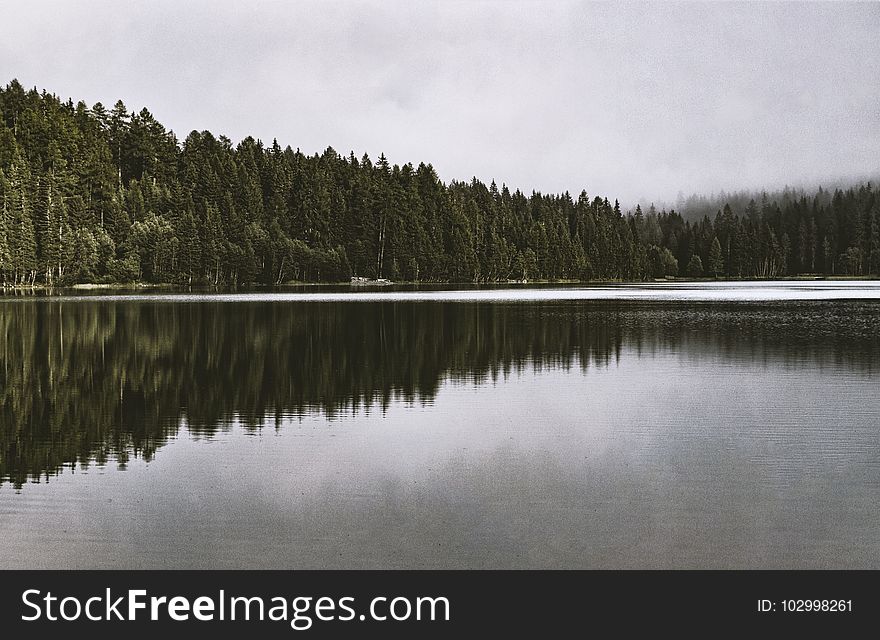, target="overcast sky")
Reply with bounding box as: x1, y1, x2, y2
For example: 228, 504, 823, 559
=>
1, 0, 878, 204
